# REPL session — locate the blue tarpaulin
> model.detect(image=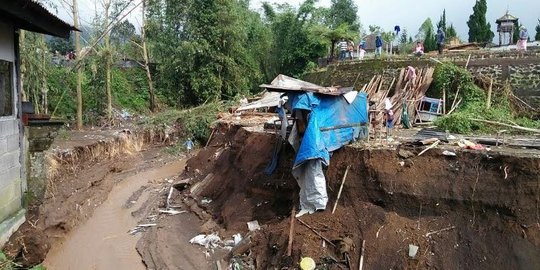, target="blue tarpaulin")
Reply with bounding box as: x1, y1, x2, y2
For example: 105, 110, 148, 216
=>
289, 91, 368, 168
